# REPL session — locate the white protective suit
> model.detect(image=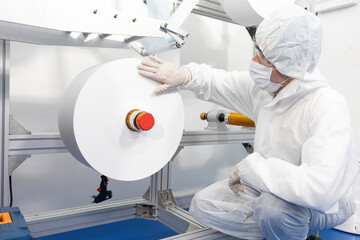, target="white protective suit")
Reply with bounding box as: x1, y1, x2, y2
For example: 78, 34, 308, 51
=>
184, 64, 359, 239
183, 5, 360, 240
